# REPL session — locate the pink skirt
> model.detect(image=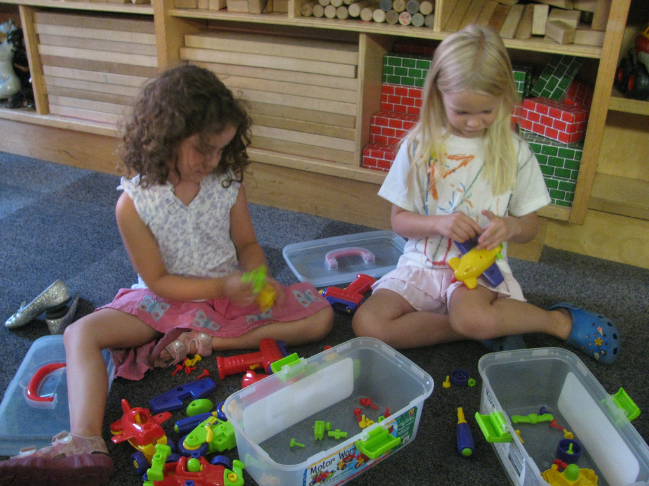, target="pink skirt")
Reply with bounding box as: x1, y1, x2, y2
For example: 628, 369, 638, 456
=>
98, 283, 329, 380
